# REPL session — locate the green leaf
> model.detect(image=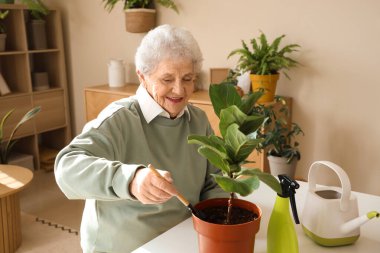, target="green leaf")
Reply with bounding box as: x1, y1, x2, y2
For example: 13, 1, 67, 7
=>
188, 134, 227, 157
239, 91, 264, 115
224, 124, 247, 156
156, 0, 179, 13
239, 113, 266, 135
209, 82, 242, 117
238, 168, 282, 194
235, 138, 263, 162
212, 174, 260, 196
219, 105, 247, 137
198, 147, 230, 174
2, 106, 41, 164
0, 109, 14, 142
